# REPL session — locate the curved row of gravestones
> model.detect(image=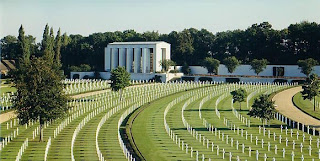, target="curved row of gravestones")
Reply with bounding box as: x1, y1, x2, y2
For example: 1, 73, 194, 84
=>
0, 81, 210, 161
163, 83, 320, 161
